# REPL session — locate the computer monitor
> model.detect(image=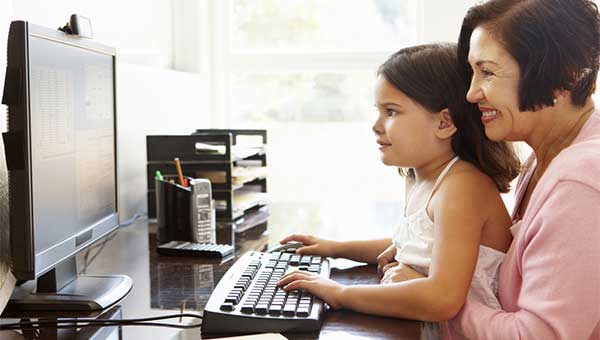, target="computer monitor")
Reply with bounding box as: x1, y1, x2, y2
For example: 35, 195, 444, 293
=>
1, 21, 131, 311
